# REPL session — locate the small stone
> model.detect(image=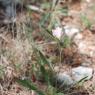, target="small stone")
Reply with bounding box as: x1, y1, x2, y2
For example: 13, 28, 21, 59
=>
54, 66, 60, 73
78, 41, 95, 57
82, 62, 91, 66
72, 66, 93, 82
56, 72, 74, 86
64, 25, 80, 39
74, 33, 83, 40
55, 66, 93, 87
